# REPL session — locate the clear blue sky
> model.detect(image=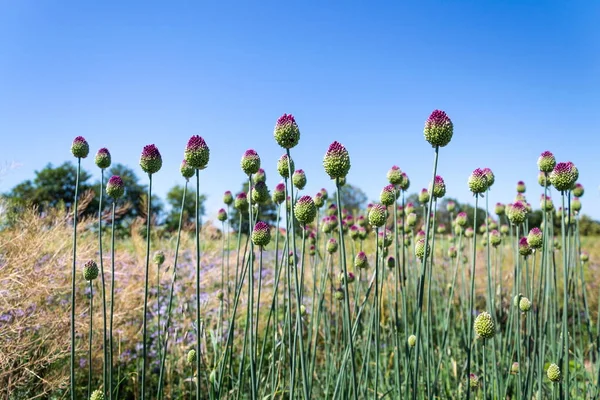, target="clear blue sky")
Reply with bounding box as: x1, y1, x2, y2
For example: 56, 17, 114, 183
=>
1, 1, 599, 221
